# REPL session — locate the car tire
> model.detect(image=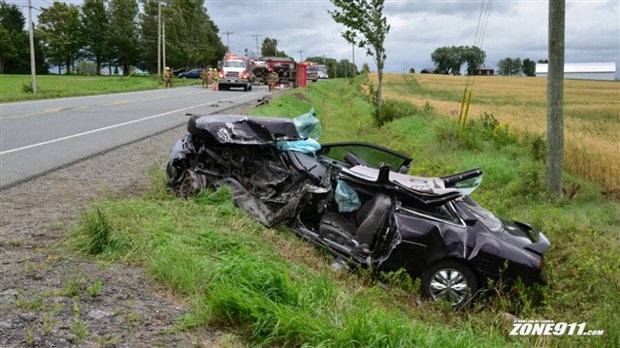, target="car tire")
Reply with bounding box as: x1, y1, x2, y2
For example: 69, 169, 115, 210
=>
421, 260, 478, 307
243, 85, 248, 92
248, 84, 252, 91
218, 84, 223, 91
